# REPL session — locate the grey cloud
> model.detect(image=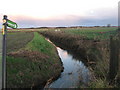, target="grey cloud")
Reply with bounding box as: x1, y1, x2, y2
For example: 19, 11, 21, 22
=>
16, 16, 117, 28
0, 7, 118, 28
